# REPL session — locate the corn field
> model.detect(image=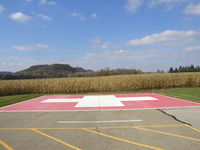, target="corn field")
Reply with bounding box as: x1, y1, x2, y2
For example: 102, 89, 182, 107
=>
0, 72, 200, 96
